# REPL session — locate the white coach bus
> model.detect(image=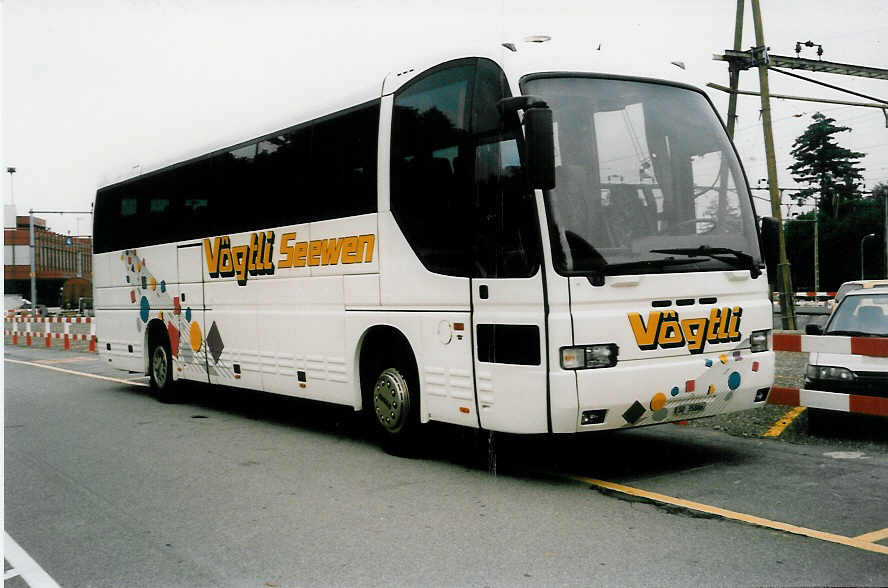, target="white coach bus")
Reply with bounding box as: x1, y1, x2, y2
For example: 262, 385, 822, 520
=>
94, 42, 777, 453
